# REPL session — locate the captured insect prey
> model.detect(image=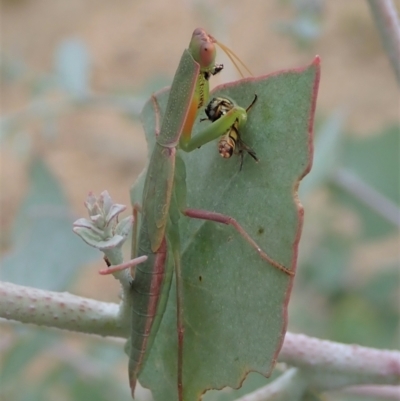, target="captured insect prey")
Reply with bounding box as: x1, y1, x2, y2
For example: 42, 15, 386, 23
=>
203, 95, 259, 170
